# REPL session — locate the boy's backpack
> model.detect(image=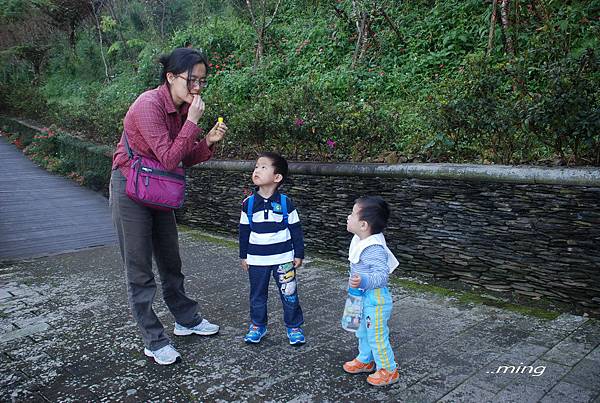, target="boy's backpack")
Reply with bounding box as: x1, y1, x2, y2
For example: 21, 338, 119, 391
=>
247, 194, 288, 230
